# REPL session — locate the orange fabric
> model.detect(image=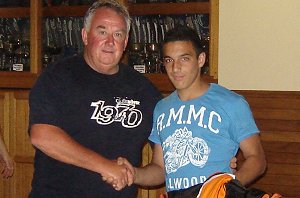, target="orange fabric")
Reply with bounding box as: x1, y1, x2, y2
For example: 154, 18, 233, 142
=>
271, 193, 282, 198
161, 173, 282, 198
262, 193, 282, 198
196, 173, 234, 198
262, 195, 270, 198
